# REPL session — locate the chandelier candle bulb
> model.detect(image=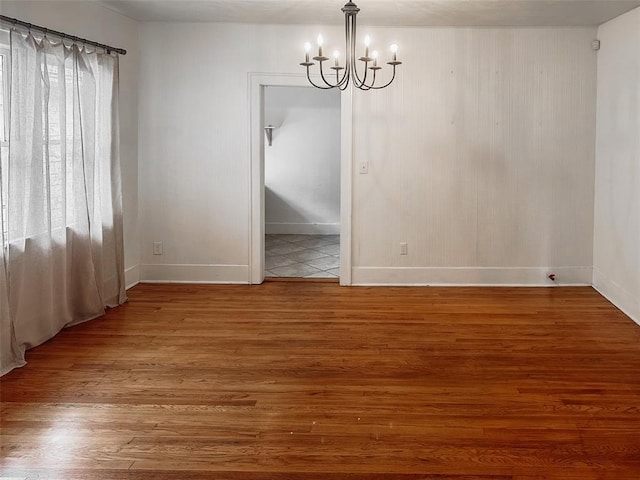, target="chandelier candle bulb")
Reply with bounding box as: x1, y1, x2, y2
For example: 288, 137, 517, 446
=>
387, 44, 401, 66
305, 42, 311, 63
370, 50, 382, 71
313, 34, 329, 62
300, 42, 315, 67
330, 50, 345, 78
